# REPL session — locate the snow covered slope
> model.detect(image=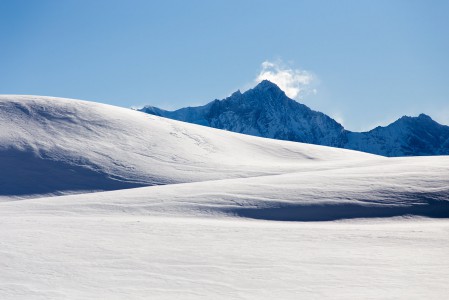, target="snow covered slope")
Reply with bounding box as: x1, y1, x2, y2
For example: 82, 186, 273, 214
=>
1, 94, 448, 218
1, 94, 448, 219
1, 153, 449, 298
3, 155, 448, 221
1, 94, 449, 299
0, 95, 376, 199
140, 80, 449, 157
